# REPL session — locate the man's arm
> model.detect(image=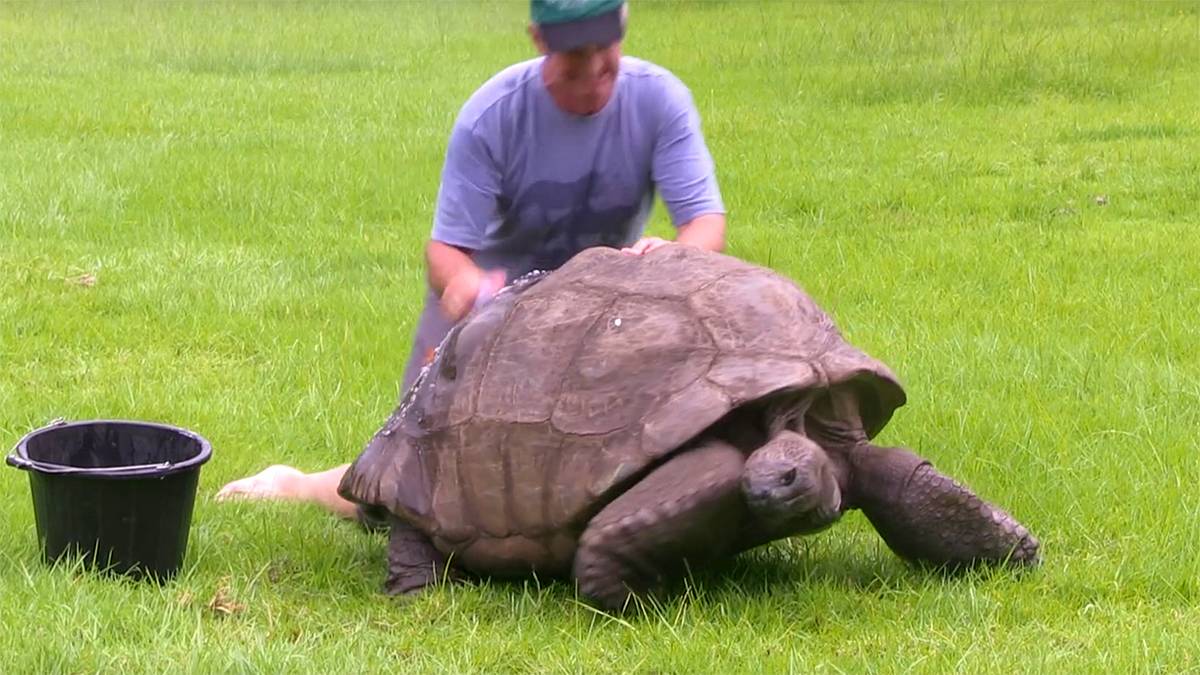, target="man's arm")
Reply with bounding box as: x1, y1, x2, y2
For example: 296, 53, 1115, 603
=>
676, 213, 726, 251
426, 240, 505, 321
427, 114, 506, 320
632, 74, 726, 256
426, 240, 476, 297
427, 240, 482, 323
